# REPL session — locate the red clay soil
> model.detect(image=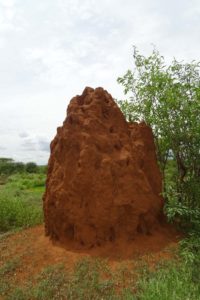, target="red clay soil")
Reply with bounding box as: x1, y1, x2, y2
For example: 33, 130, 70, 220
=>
43, 87, 166, 249
0, 225, 180, 287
